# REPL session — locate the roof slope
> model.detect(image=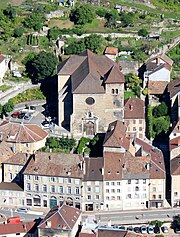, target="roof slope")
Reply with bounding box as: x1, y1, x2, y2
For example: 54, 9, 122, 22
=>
0, 122, 48, 143
146, 54, 173, 66
23, 152, 83, 178
39, 205, 81, 230
171, 155, 180, 175
0, 182, 23, 191
4, 152, 29, 165
124, 98, 145, 119
83, 157, 103, 181
167, 79, 180, 98
148, 81, 169, 95
57, 49, 124, 94
0, 222, 35, 235
103, 120, 130, 150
